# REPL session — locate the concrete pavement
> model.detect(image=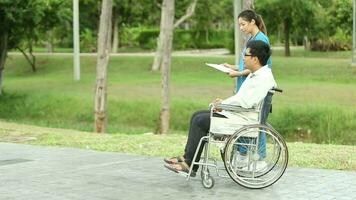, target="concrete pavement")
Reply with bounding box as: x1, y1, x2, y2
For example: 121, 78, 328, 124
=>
0, 142, 355, 200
